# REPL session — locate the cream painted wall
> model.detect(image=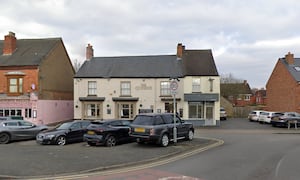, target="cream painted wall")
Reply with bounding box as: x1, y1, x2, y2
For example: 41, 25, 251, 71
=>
74, 76, 220, 125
